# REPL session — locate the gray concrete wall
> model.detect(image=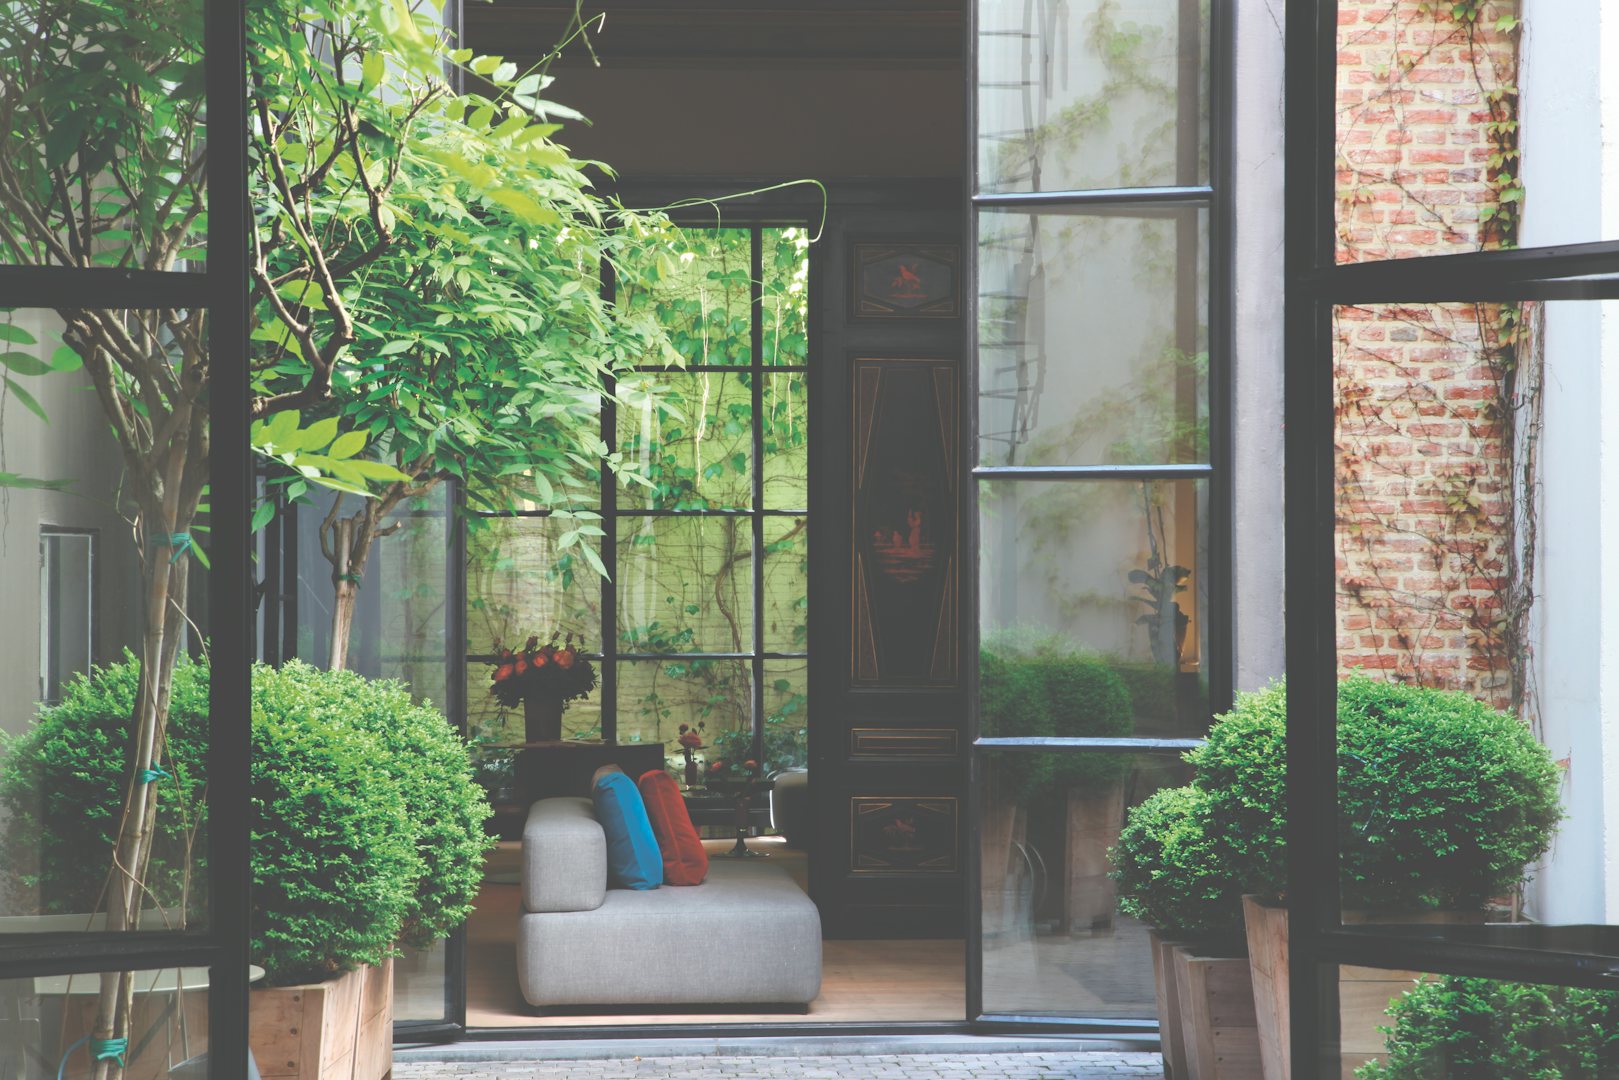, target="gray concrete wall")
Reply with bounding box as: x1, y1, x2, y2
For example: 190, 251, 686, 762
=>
0, 309, 144, 739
